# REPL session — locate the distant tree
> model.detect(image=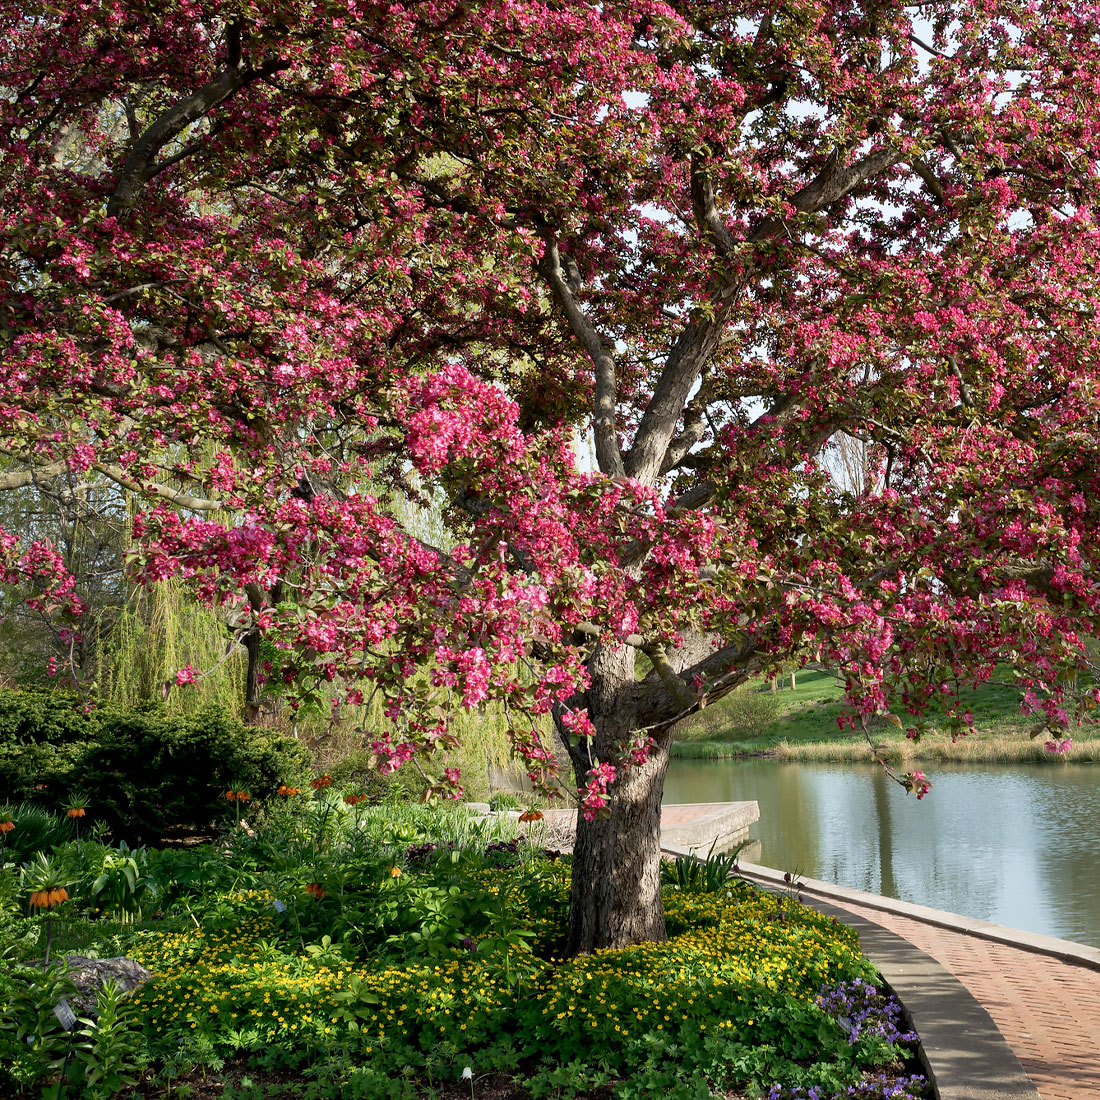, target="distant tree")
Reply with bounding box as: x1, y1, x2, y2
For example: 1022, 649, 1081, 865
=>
0, 467, 126, 683
3, 0, 1100, 952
